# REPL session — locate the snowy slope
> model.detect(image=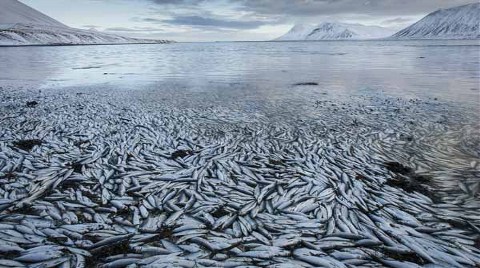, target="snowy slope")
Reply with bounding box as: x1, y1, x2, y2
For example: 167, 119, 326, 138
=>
0, 0, 169, 46
0, 24, 170, 46
276, 22, 394, 41
392, 3, 480, 40
0, 0, 66, 28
